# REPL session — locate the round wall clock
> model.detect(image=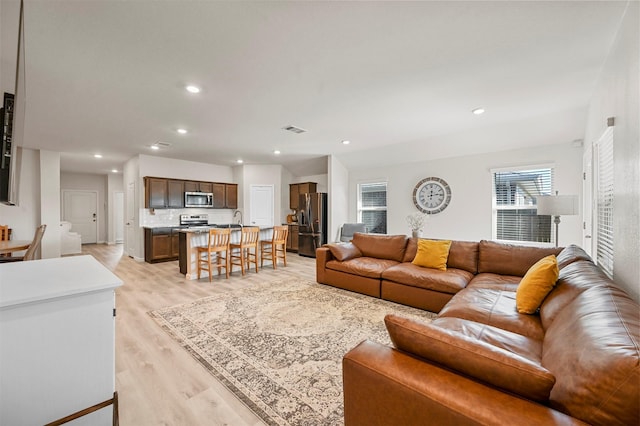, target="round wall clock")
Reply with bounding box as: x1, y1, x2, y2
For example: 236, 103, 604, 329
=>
412, 177, 451, 214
